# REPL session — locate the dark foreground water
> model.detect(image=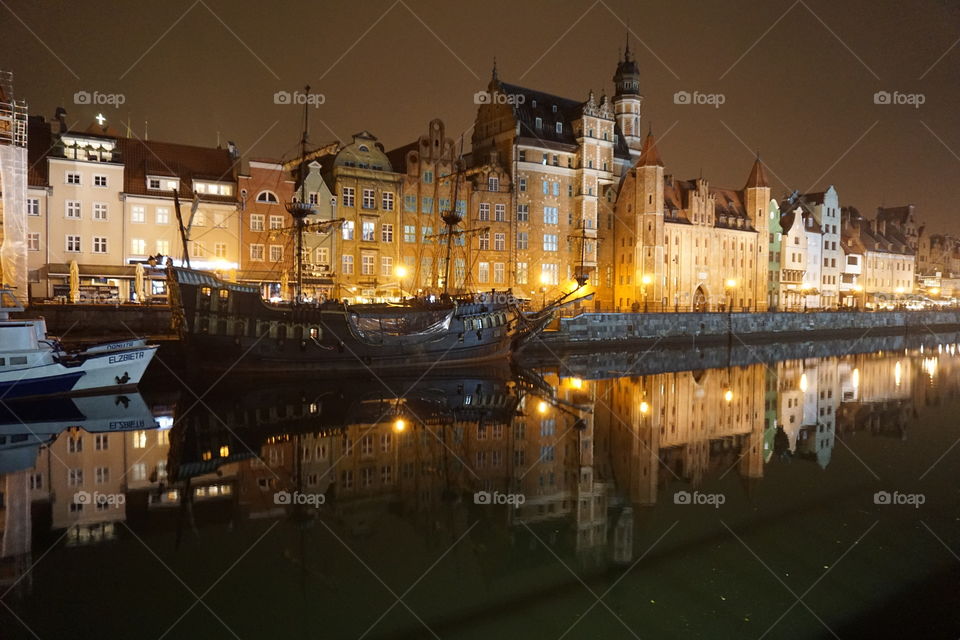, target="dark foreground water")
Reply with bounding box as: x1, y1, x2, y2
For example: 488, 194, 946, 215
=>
1, 340, 959, 639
